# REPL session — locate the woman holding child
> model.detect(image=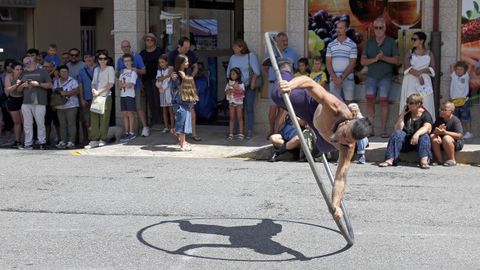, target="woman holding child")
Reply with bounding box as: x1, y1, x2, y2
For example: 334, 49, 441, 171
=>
226, 39, 261, 140
400, 31, 436, 121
